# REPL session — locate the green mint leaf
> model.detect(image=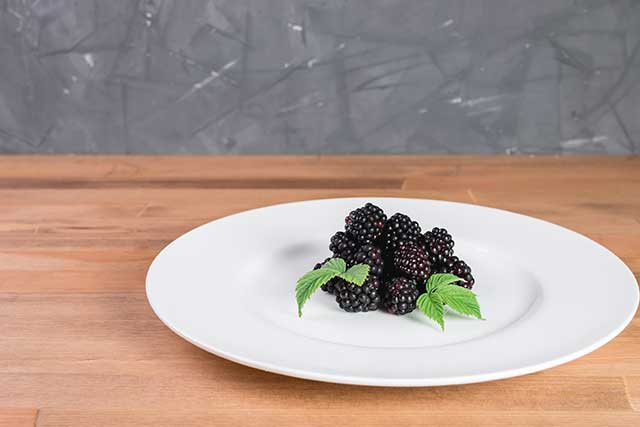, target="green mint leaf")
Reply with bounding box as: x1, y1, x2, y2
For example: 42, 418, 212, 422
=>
338, 263, 370, 286
322, 258, 347, 275
426, 273, 464, 293
295, 268, 339, 317
417, 292, 445, 331
436, 285, 483, 320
